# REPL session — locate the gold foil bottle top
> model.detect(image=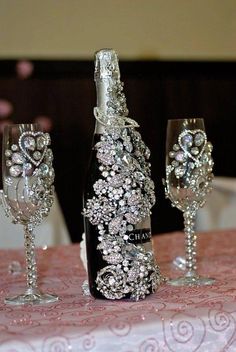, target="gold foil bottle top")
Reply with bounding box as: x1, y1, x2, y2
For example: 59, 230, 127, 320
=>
94, 49, 120, 81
